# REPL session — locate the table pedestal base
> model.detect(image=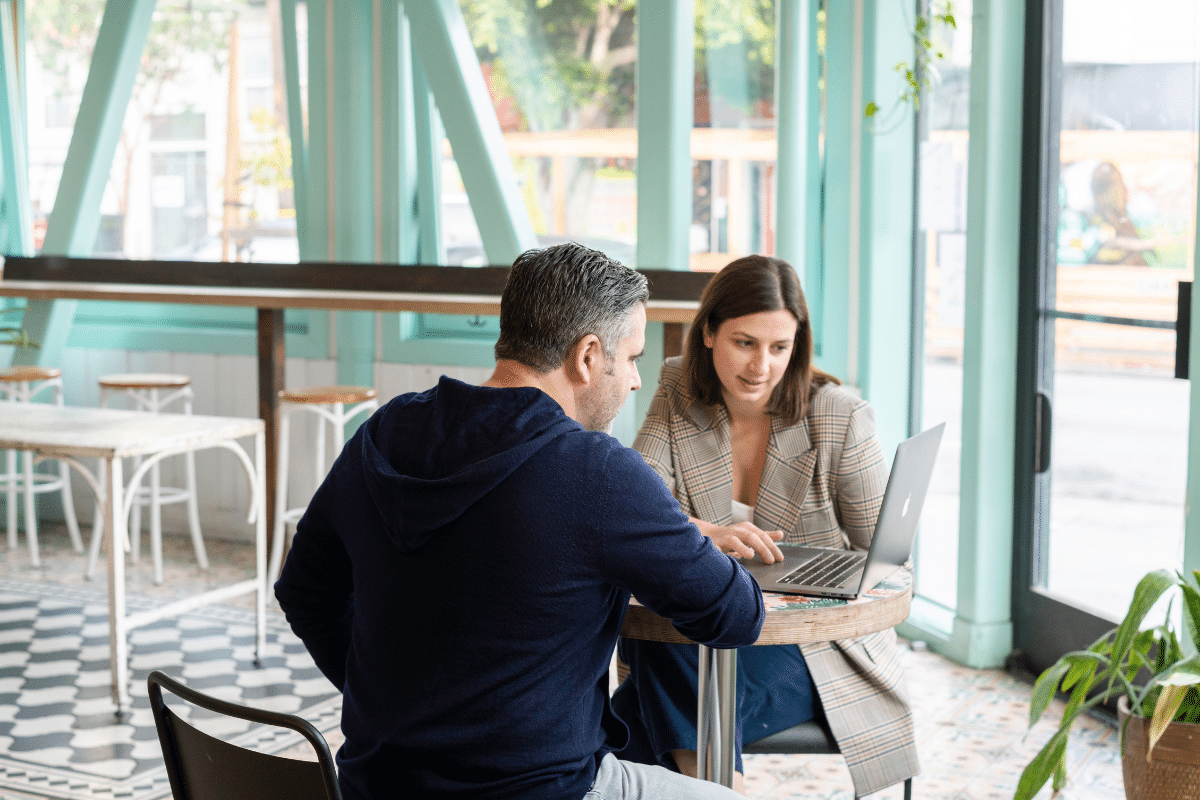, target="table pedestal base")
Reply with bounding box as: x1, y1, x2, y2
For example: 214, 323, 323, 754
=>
696, 645, 738, 787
